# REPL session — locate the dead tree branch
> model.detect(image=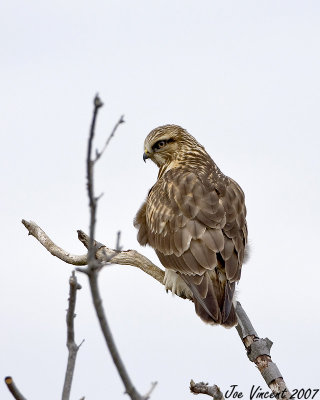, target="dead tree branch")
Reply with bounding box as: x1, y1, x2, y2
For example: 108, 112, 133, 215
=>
87, 270, 150, 400
21, 219, 291, 397
86, 94, 103, 261
190, 380, 224, 399
4, 377, 27, 400
21, 219, 87, 266
77, 230, 165, 286
95, 115, 125, 162
79, 95, 155, 400
21, 220, 165, 286
236, 303, 291, 399
62, 271, 83, 400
